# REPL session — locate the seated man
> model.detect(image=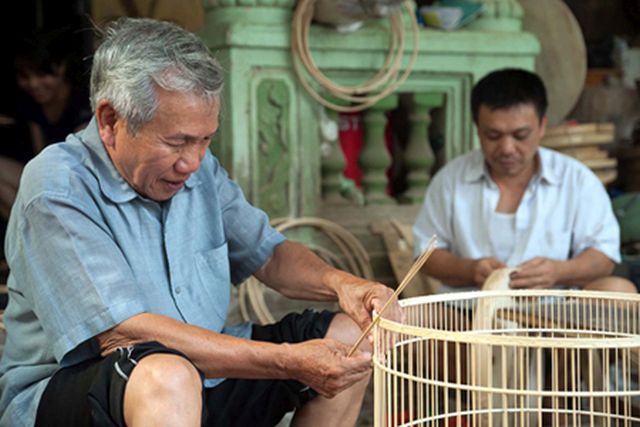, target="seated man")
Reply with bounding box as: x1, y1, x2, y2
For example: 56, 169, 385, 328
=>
413, 68, 636, 294
0, 18, 400, 427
